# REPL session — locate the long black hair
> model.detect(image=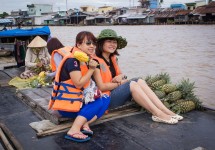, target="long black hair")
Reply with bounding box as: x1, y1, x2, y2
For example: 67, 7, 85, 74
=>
47, 37, 64, 55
